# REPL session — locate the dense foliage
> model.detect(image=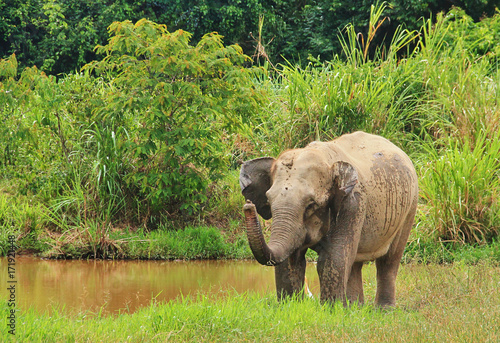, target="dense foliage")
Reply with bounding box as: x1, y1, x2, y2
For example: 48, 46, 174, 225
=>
1, 5, 500, 258
1, 19, 263, 232
1, 1, 498, 75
